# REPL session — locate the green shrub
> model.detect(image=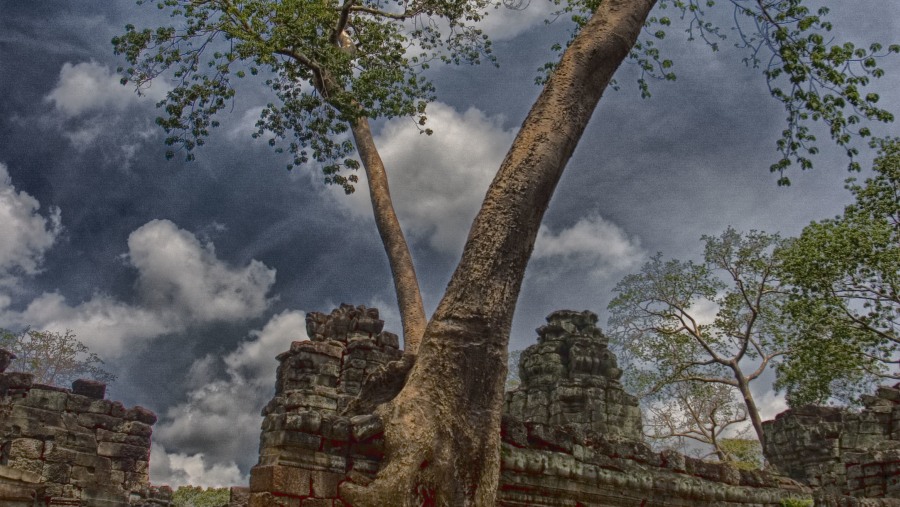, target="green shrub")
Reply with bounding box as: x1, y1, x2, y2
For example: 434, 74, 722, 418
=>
780, 497, 813, 507
173, 486, 230, 507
